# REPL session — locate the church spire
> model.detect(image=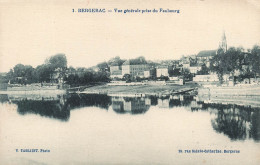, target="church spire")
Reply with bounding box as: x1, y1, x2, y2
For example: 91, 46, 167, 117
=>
219, 31, 227, 53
